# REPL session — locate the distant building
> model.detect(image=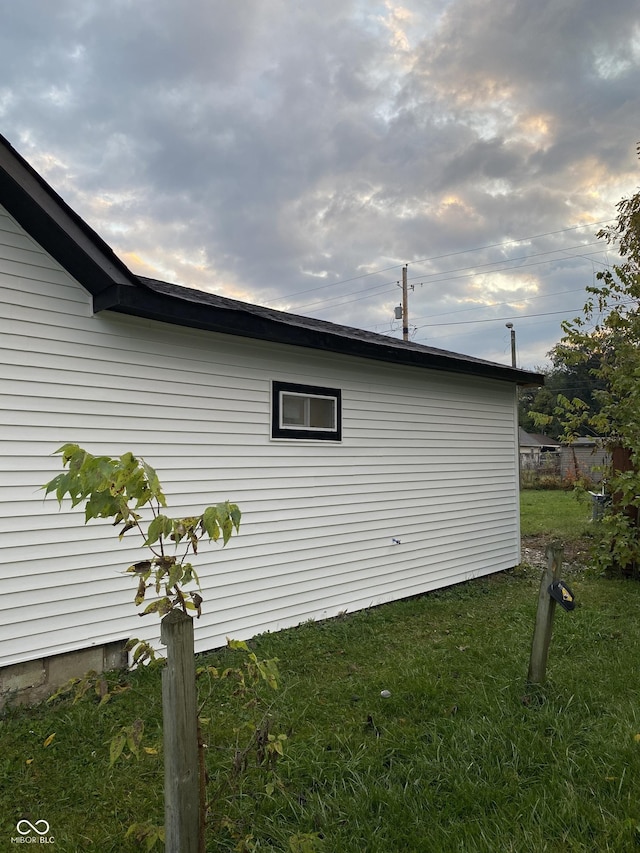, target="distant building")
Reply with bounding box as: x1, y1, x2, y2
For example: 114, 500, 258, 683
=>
560, 437, 609, 484
519, 429, 561, 470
